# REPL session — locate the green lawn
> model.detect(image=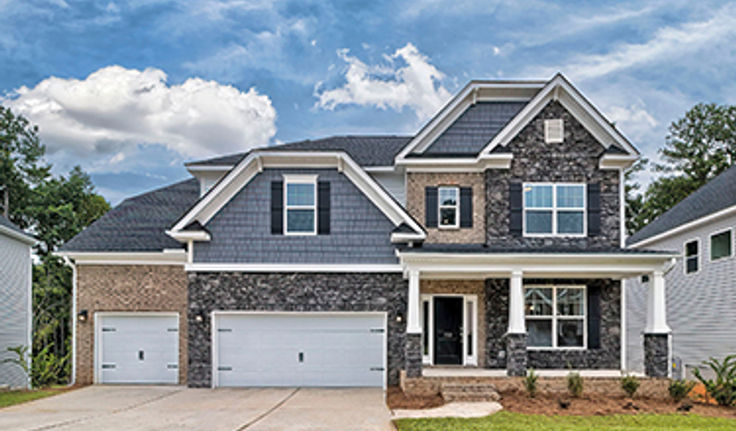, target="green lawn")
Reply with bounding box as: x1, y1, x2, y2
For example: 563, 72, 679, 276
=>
0, 388, 64, 409
394, 411, 736, 431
